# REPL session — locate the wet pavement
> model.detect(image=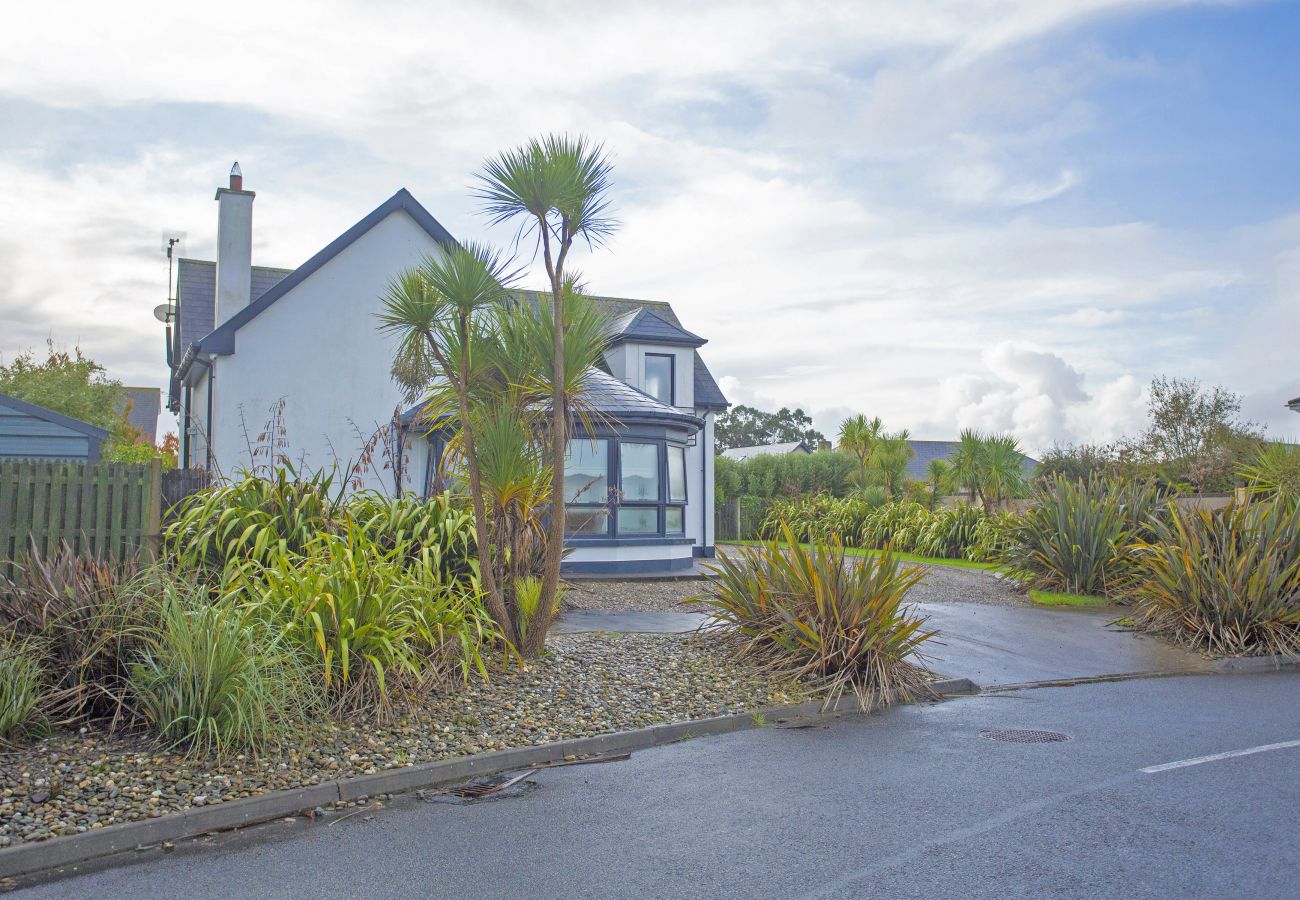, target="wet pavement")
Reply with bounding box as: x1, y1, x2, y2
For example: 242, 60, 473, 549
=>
912, 601, 1212, 687
551, 601, 1213, 687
